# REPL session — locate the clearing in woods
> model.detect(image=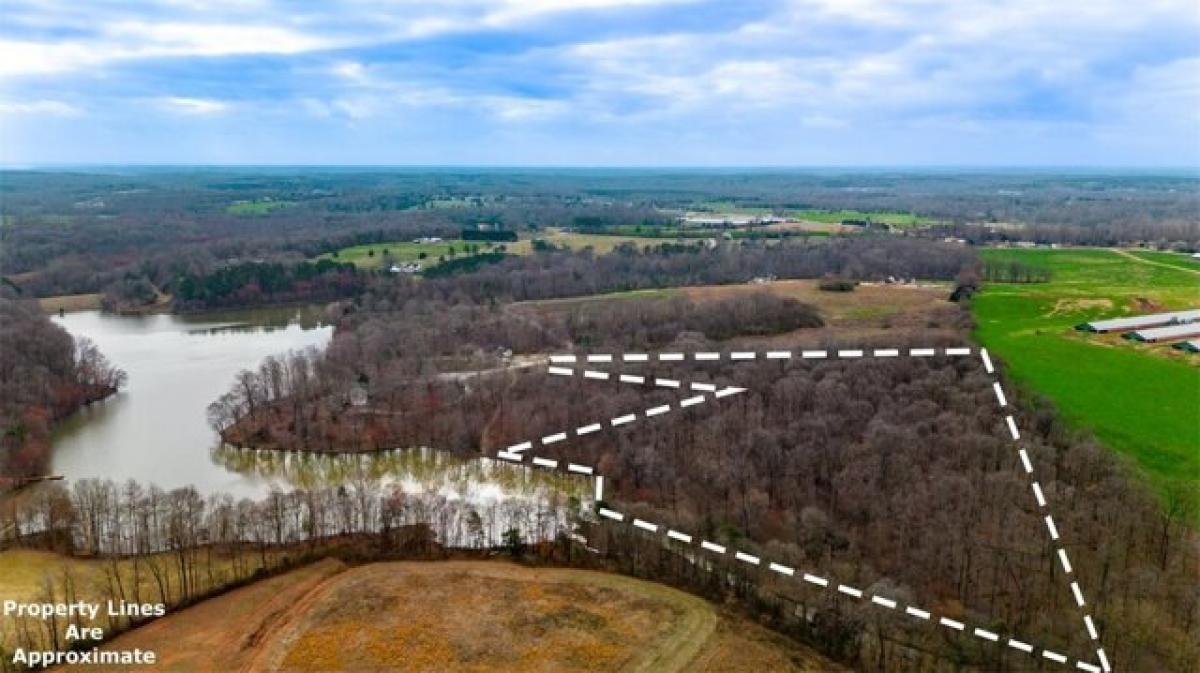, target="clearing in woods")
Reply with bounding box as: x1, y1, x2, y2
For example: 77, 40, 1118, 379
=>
75, 560, 841, 672
973, 247, 1200, 503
